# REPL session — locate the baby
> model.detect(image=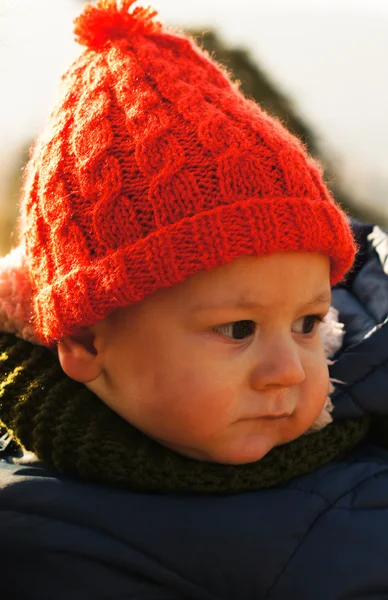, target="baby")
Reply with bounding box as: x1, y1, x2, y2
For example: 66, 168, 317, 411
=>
58, 252, 333, 465
4, 5, 388, 598
1, 0, 355, 466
